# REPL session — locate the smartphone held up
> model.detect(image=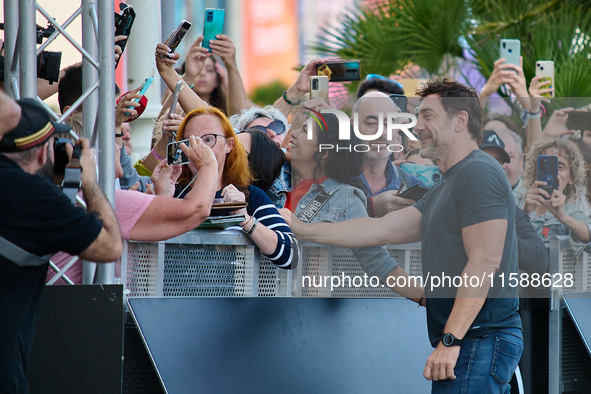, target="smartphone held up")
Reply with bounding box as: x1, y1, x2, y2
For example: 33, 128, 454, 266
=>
164, 19, 192, 52
537, 155, 559, 198
202, 9, 225, 52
